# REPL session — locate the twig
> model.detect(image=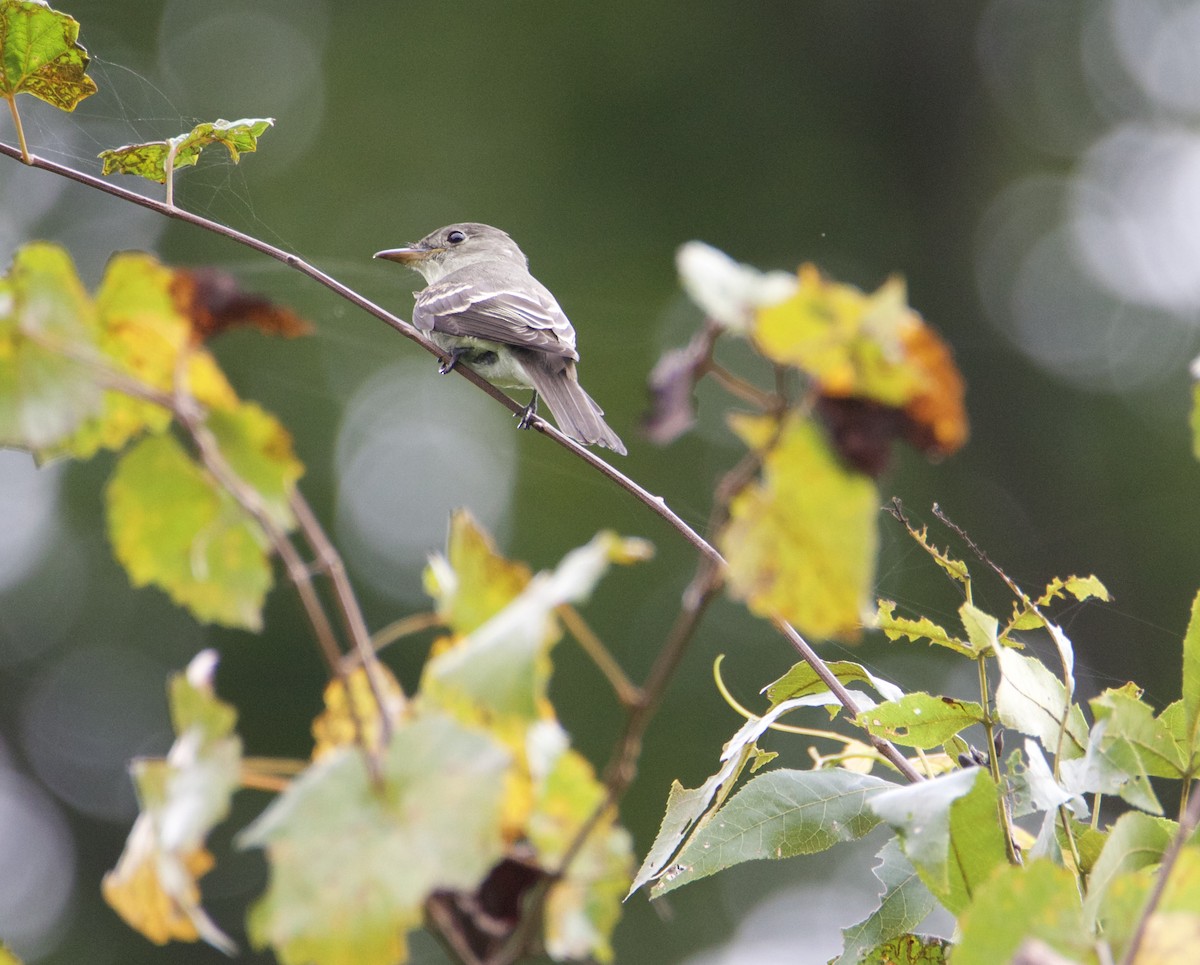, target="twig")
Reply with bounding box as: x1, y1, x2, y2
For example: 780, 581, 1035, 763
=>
0, 140, 720, 568
367, 611, 442, 655
556, 604, 643, 708
772, 617, 925, 783
1119, 782, 1200, 965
